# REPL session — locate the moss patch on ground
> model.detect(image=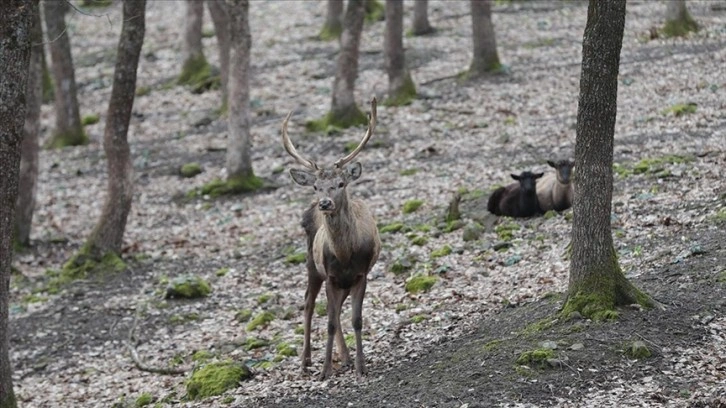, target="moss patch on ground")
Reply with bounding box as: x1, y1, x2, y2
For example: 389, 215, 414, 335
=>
180, 162, 203, 178
186, 361, 251, 400
164, 275, 211, 299
82, 114, 100, 126
662, 14, 698, 38
495, 221, 520, 241
662, 102, 697, 117
54, 247, 126, 291
402, 199, 424, 214
405, 274, 437, 294
45, 128, 89, 149
380, 222, 406, 234
285, 251, 306, 264
431, 245, 452, 259
246, 311, 275, 331
515, 348, 555, 368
